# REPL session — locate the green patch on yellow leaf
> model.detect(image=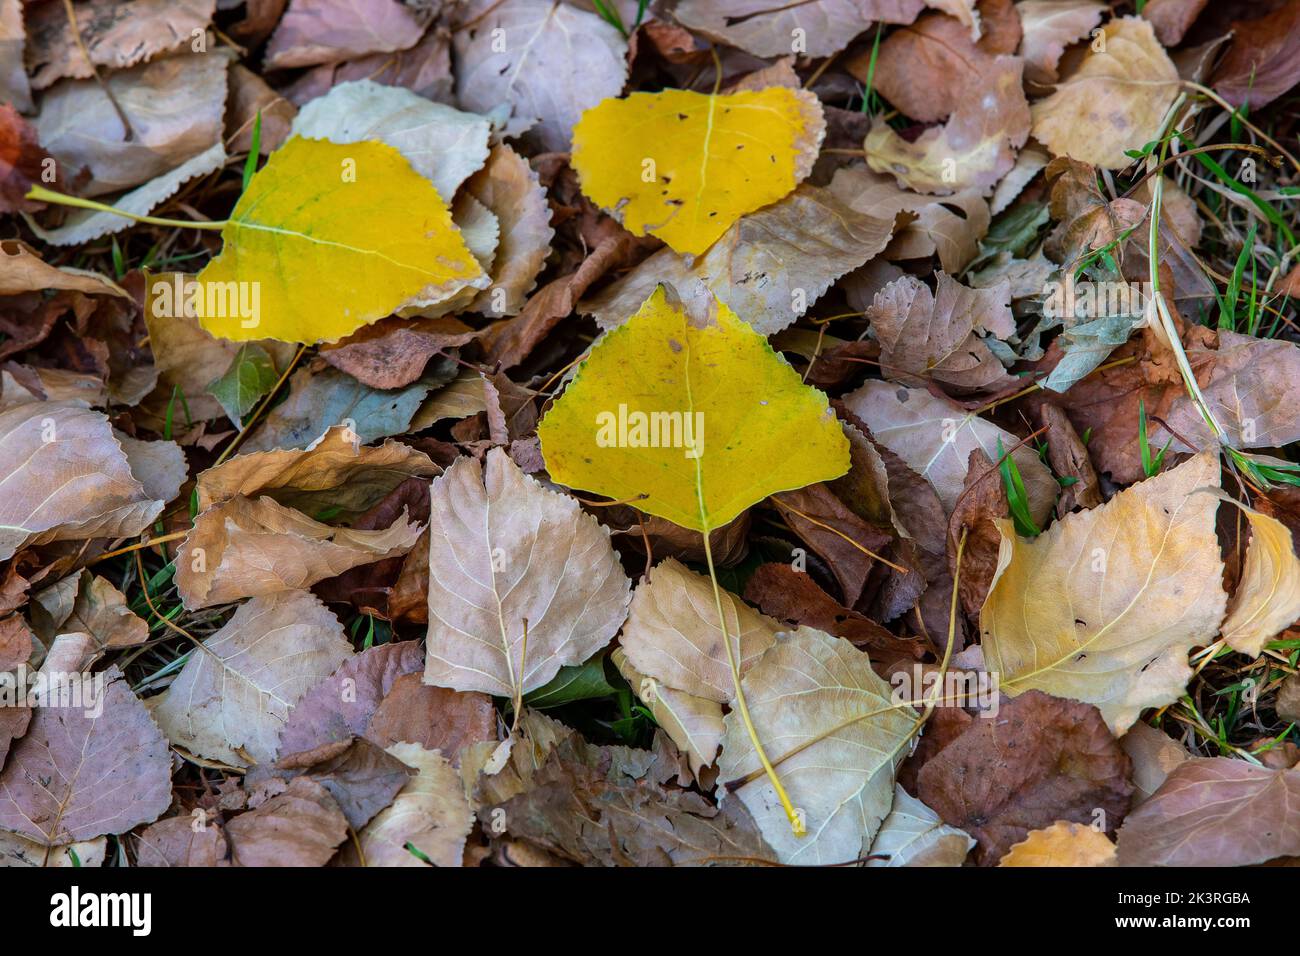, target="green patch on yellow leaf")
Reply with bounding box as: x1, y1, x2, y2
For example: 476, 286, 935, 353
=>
196, 137, 483, 345
571, 88, 824, 257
